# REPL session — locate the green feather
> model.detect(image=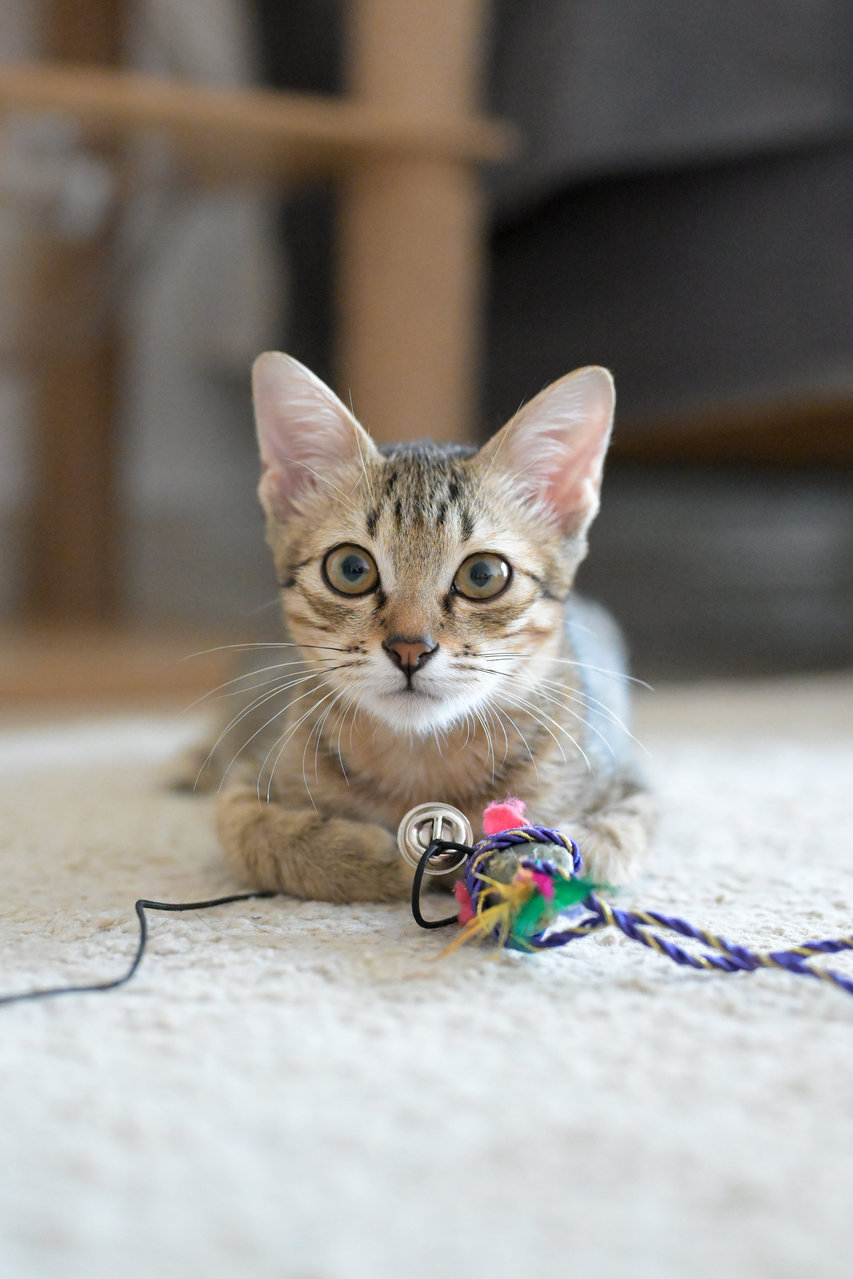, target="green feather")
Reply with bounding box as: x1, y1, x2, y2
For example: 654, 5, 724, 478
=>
511, 876, 598, 941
